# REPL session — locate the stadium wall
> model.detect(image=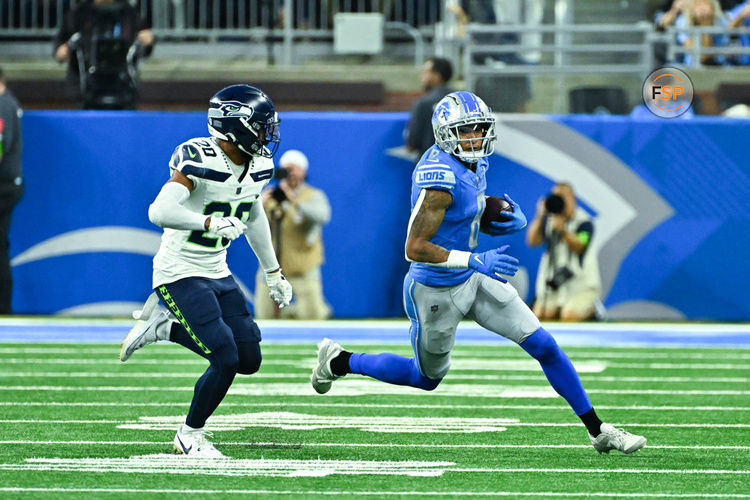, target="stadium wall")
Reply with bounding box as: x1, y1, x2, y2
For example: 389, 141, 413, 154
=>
10, 111, 750, 320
